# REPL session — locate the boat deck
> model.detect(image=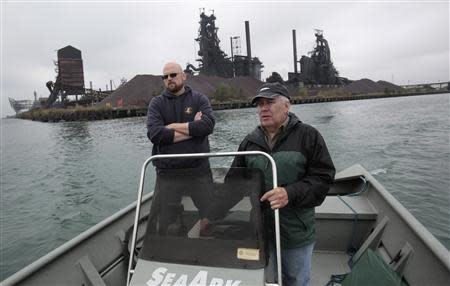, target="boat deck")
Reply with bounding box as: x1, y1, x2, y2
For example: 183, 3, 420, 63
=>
312, 251, 350, 286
